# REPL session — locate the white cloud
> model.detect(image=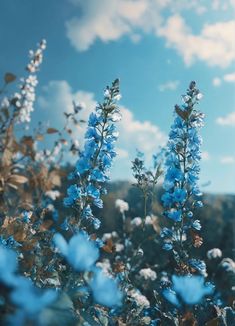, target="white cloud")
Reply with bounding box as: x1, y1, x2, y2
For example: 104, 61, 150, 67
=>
201, 151, 210, 161
216, 112, 235, 126
212, 77, 222, 87
224, 72, 235, 82
220, 156, 235, 164
38, 80, 97, 138
116, 147, 129, 159
65, 0, 235, 68
158, 15, 235, 68
65, 0, 151, 52
212, 72, 235, 86
158, 80, 179, 92
38, 80, 166, 169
